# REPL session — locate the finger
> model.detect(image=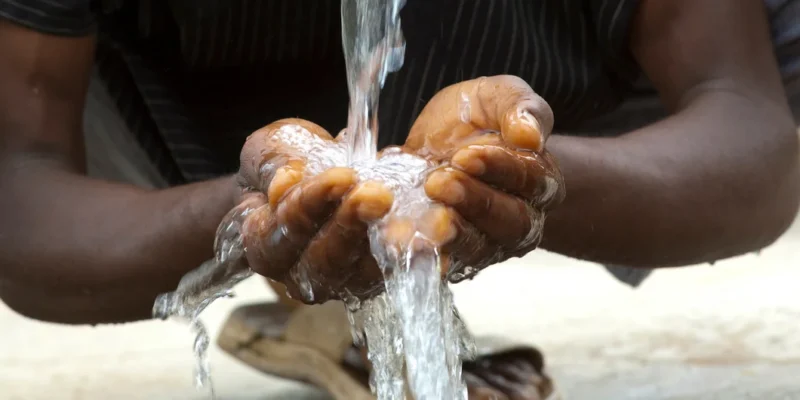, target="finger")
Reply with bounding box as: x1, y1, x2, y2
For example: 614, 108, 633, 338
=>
473, 75, 552, 151
330, 255, 385, 302
296, 181, 394, 300
215, 193, 269, 260
499, 102, 546, 152
239, 118, 334, 192
451, 145, 563, 207
425, 168, 543, 249
242, 168, 357, 281
285, 248, 384, 304
415, 206, 496, 281
266, 160, 307, 209
379, 205, 494, 281
379, 212, 452, 279
452, 131, 505, 150
277, 167, 358, 245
